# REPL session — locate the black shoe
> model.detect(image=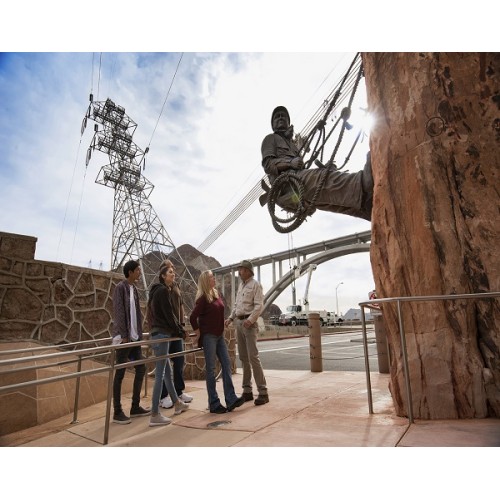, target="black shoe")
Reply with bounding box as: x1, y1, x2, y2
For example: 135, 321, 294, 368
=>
130, 406, 151, 417
242, 392, 254, 402
112, 411, 131, 424
210, 404, 228, 414
254, 394, 269, 406
227, 396, 245, 412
